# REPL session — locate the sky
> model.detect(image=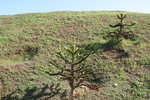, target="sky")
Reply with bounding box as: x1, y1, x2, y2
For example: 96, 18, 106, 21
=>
0, 0, 150, 15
